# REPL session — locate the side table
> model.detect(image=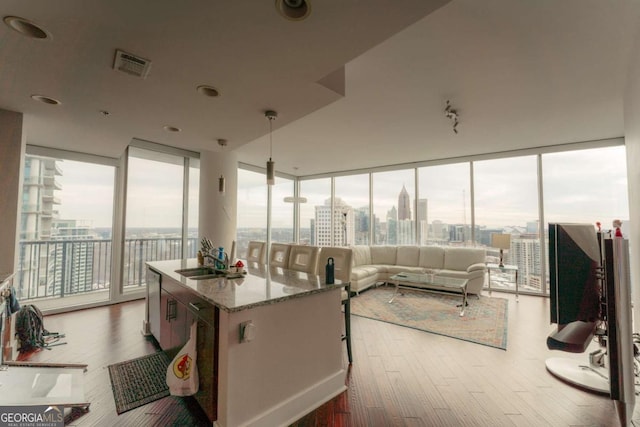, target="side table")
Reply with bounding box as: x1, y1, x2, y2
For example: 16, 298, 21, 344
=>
486, 263, 519, 302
